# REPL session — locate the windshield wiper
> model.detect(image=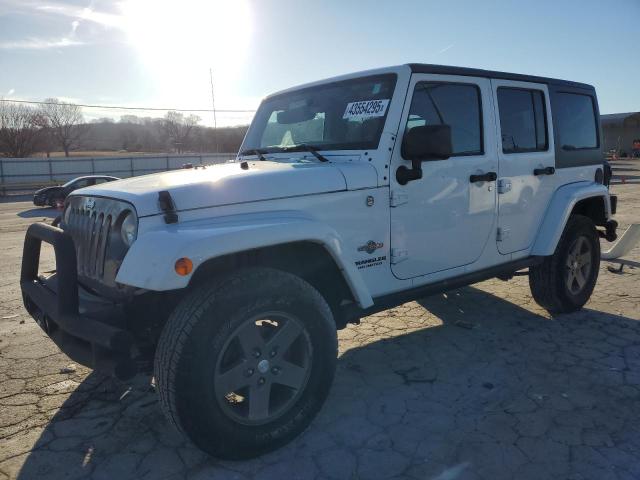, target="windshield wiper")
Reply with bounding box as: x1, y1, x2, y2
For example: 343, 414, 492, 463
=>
239, 148, 268, 161
280, 144, 329, 162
